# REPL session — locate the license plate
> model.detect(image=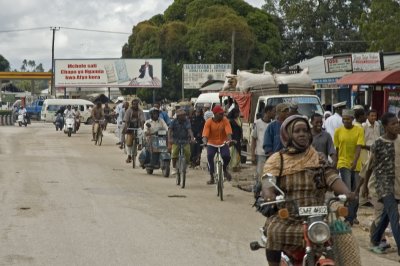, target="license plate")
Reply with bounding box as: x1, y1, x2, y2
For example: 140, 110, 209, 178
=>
159, 139, 166, 146
298, 206, 327, 216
